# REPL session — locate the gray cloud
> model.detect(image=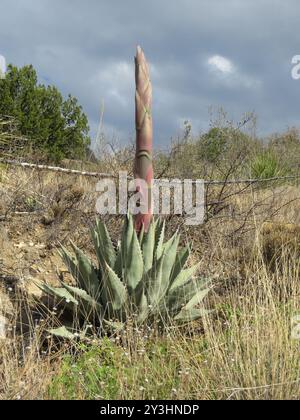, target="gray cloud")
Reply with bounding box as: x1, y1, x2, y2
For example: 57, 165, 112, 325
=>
1, 0, 300, 148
